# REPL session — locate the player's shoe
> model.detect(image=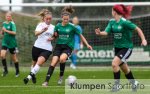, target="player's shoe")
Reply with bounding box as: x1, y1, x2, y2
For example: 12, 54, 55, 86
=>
23, 78, 29, 84
111, 84, 120, 92
15, 74, 19, 77
15, 72, 20, 77
58, 76, 63, 85
42, 82, 48, 87
131, 80, 139, 92
70, 63, 76, 69
1, 71, 8, 77
111, 80, 120, 92
30, 72, 36, 84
